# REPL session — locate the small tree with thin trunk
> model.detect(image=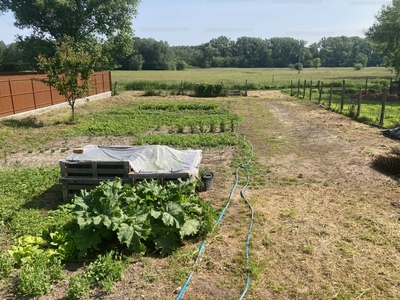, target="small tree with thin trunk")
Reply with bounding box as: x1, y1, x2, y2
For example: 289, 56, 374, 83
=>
36, 37, 100, 121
